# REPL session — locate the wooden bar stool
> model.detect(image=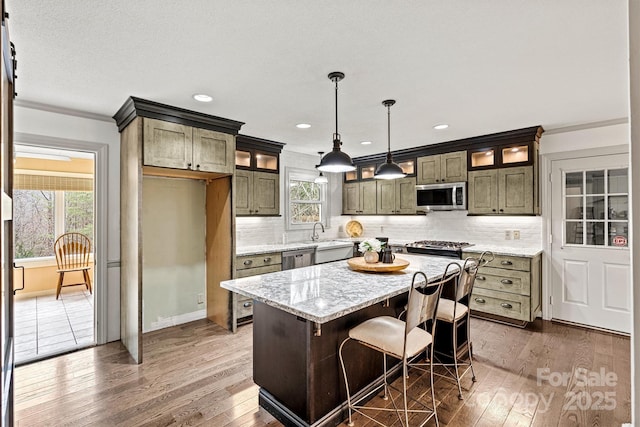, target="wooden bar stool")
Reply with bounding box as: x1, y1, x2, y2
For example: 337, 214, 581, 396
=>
433, 251, 493, 399
338, 264, 460, 427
